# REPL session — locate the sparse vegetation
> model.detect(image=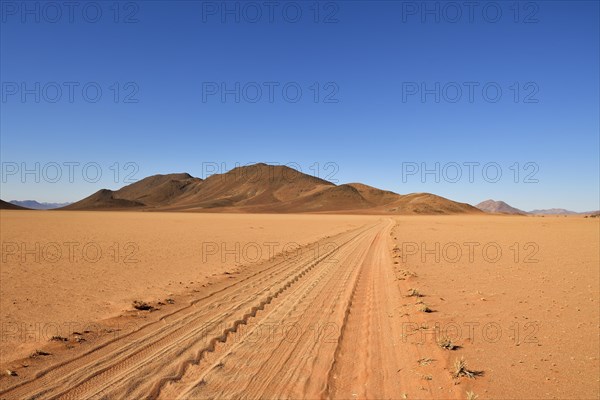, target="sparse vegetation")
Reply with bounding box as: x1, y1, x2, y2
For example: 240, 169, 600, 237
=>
30, 349, 51, 358
452, 357, 482, 379
407, 288, 423, 297
417, 357, 433, 366
133, 300, 155, 311
466, 391, 478, 400
5, 369, 17, 376
50, 335, 68, 342
418, 304, 433, 313
398, 269, 417, 278
438, 337, 457, 350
